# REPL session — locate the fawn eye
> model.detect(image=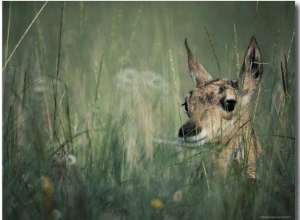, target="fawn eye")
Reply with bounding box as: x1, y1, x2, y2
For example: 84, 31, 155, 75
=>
221, 99, 236, 112
219, 85, 226, 93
